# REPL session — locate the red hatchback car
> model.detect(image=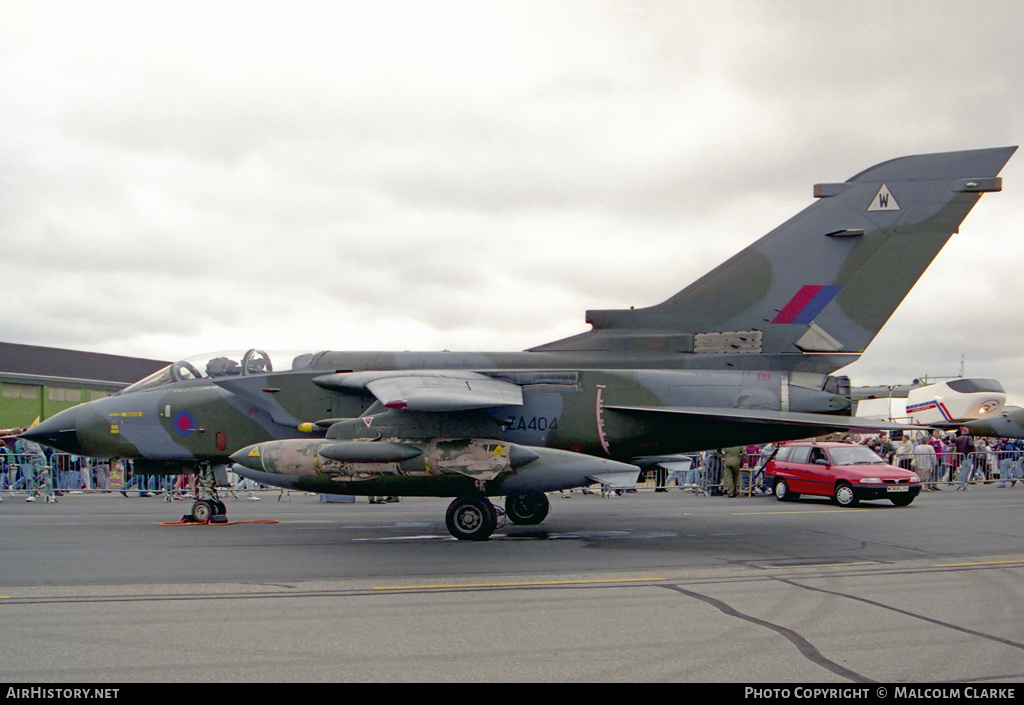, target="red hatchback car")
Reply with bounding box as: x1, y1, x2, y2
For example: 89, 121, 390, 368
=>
765, 441, 922, 507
